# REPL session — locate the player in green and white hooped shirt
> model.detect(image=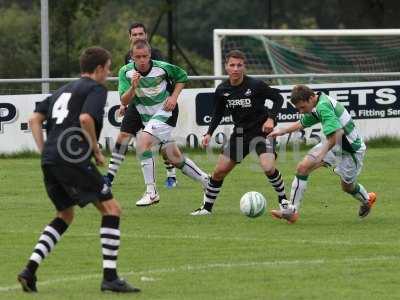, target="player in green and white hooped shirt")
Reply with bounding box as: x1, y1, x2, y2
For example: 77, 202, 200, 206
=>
119, 39, 208, 206
268, 85, 377, 224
